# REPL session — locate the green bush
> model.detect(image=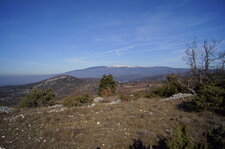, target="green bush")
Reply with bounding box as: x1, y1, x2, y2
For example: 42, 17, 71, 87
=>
154, 74, 185, 97
19, 89, 55, 108
186, 83, 225, 114
129, 125, 225, 149
98, 74, 116, 96
166, 125, 225, 149
166, 125, 195, 149
62, 94, 92, 107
